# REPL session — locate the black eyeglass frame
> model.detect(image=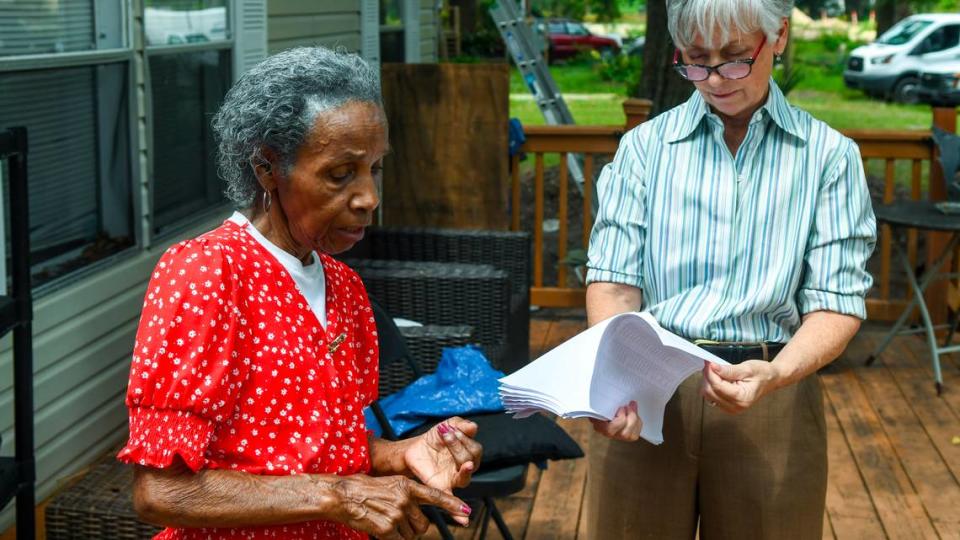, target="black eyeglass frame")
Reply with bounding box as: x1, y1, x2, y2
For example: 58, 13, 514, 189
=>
672, 36, 768, 82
